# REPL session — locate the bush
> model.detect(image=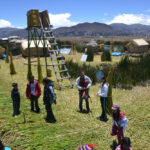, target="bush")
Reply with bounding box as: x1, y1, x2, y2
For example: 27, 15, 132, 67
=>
86, 46, 94, 62
101, 50, 112, 61
76, 43, 86, 53
10, 52, 16, 75
65, 60, 99, 84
